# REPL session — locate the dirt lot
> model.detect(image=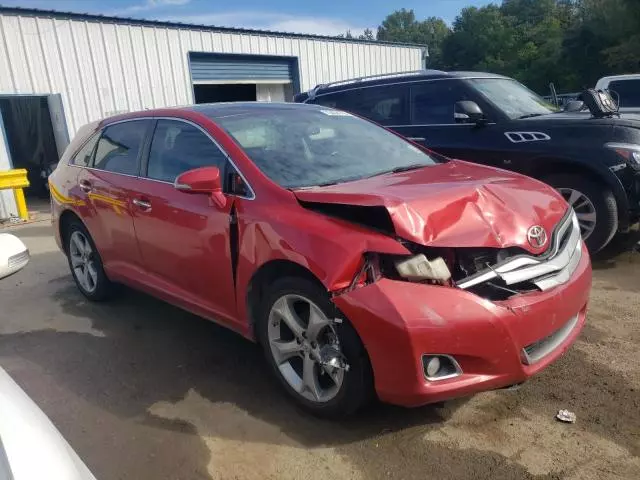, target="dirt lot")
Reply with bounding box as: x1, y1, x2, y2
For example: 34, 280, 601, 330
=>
0, 220, 638, 480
